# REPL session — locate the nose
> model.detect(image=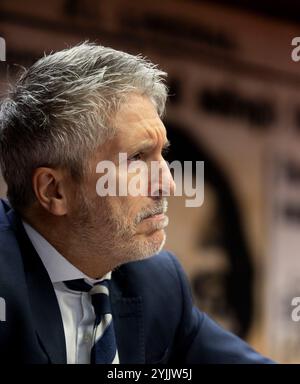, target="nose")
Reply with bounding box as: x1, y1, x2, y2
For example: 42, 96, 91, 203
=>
162, 159, 176, 196
149, 158, 176, 197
